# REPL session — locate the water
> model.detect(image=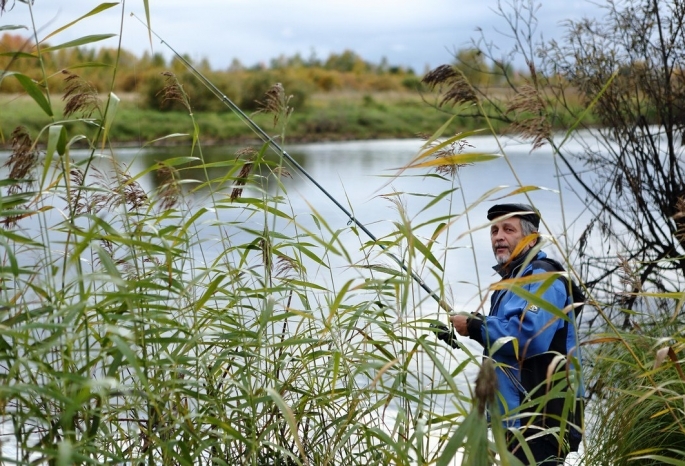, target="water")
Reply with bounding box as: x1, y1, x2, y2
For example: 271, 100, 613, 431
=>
0, 135, 590, 464
135, 135, 591, 313
0, 135, 590, 311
